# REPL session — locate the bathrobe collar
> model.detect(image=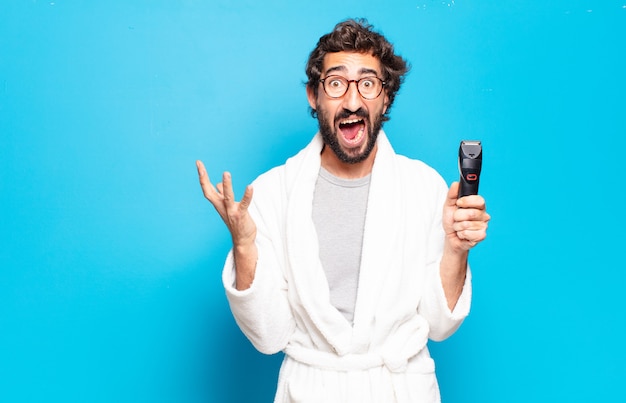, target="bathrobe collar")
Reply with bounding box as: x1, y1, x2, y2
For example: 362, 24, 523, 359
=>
285, 130, 407, 356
